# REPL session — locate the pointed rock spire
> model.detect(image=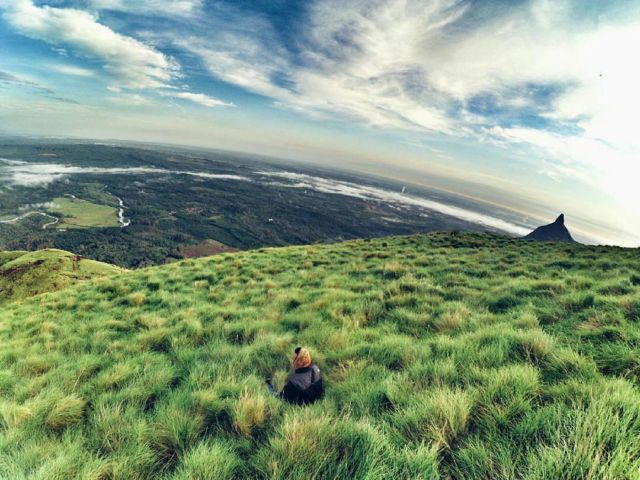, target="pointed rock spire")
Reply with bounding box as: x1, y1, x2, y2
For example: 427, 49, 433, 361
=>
523, 214, 575, 243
